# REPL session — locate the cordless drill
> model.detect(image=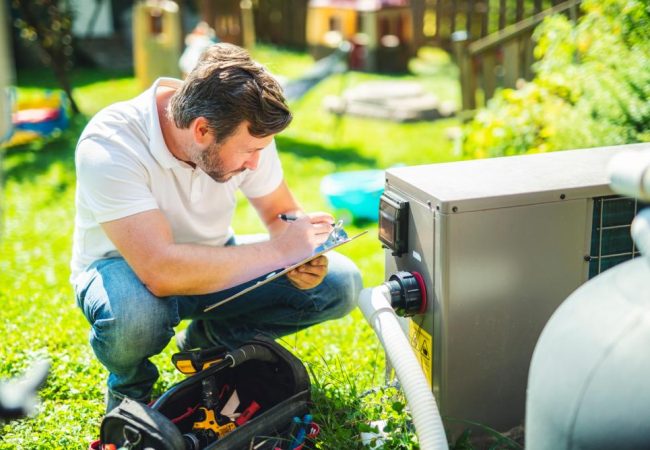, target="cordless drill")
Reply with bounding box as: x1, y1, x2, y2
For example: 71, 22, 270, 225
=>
184, 376, 235, 449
